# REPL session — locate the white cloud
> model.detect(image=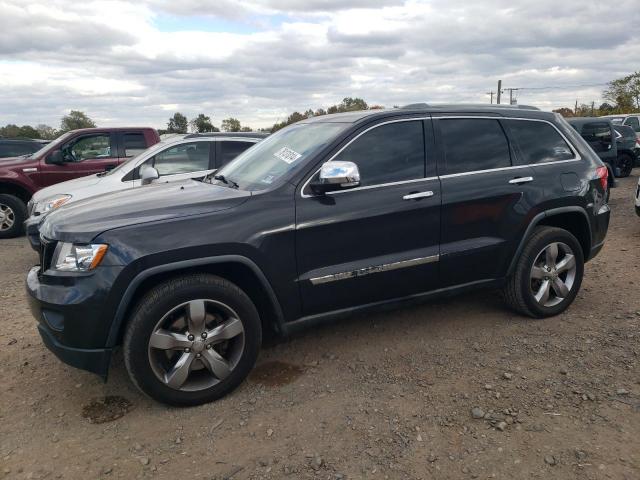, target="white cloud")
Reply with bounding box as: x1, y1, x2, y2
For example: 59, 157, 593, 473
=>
1, 0, 639, 130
